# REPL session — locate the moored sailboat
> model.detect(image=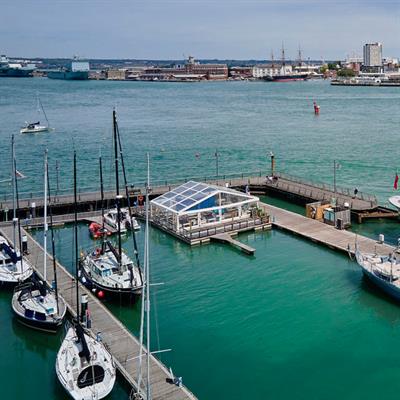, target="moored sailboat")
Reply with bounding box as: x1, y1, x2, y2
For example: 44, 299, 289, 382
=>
20, 95, 53, 134
56, 151, 116, 399
355, 245, 400, 301
80, 112, 143, 300
11, 150, 67, 332
0, 135, 33, 286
